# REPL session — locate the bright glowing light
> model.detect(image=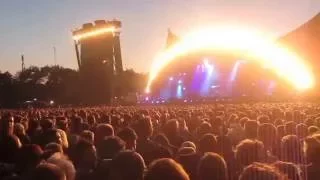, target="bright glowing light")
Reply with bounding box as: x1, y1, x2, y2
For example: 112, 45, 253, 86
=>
203, 58, 210, 66
73, 27, 116, 41
146, 26, 314, 92
267, 81, 276, 95
176, 84, 183, 99
178, 80, 183, 84
201, 62, 215, 96
229, 61, 242, 82
207, 65, 214, 75
169, 77, 174, 81
50, 100, 54, 105
202, 58, 214, 75
227, 61, 241, 94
